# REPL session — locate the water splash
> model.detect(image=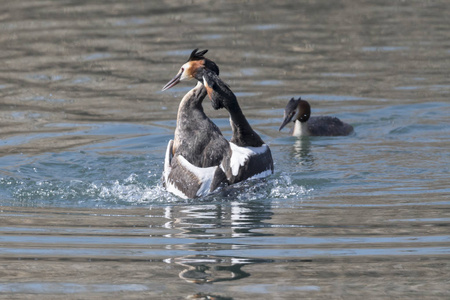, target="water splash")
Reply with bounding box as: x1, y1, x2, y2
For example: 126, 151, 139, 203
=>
1, 171, 312, 208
